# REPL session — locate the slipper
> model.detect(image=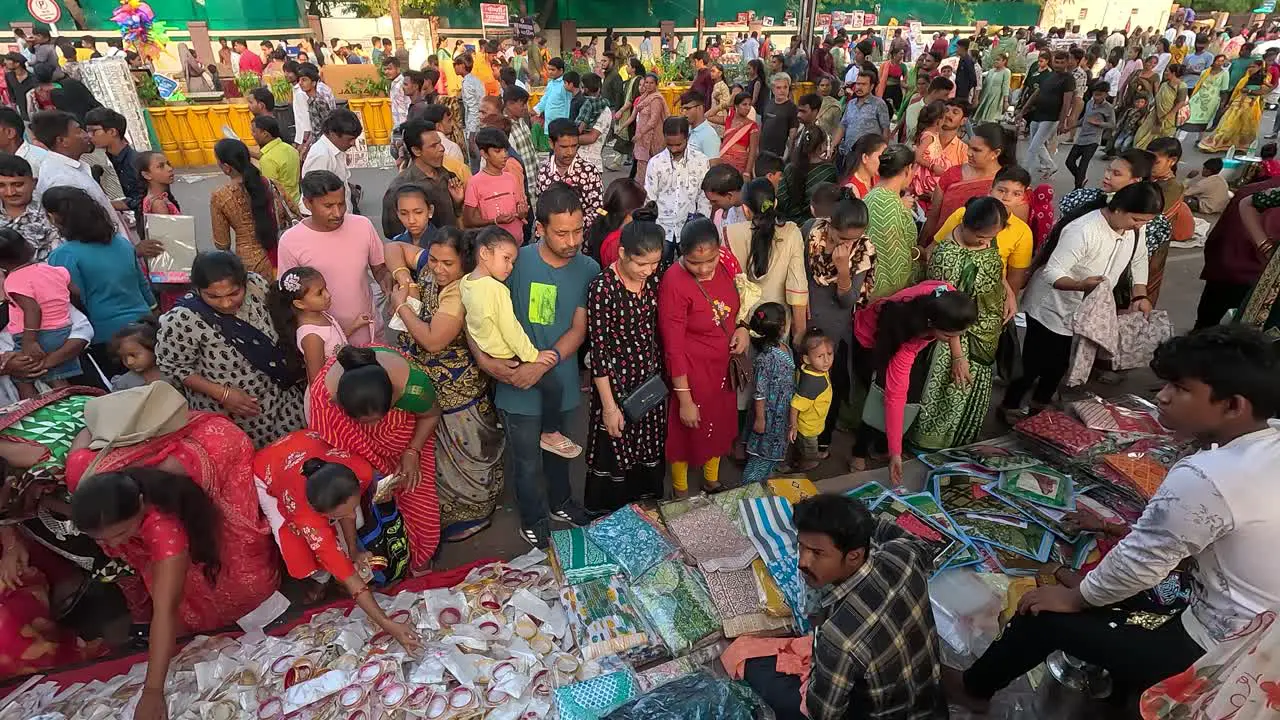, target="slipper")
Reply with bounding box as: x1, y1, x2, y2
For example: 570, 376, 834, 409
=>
540, 435, 582, 459
444, 519, 492, 543
703, 481, 730, 495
